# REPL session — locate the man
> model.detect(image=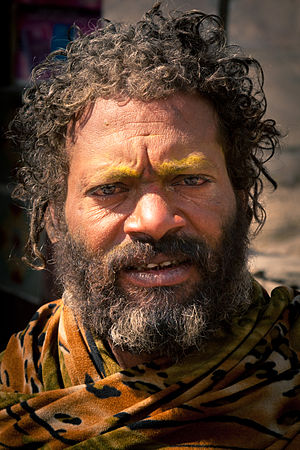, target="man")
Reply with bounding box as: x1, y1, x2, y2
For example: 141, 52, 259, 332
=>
0, 4, 299, 448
